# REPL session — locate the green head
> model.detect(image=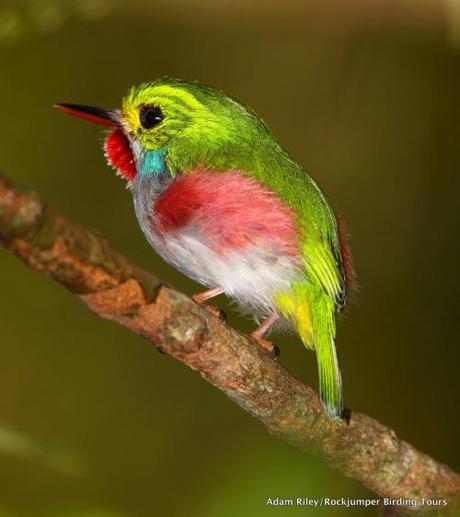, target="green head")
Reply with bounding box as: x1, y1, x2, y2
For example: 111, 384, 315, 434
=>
120, 77, 273, 176
56, 78, 278, 181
